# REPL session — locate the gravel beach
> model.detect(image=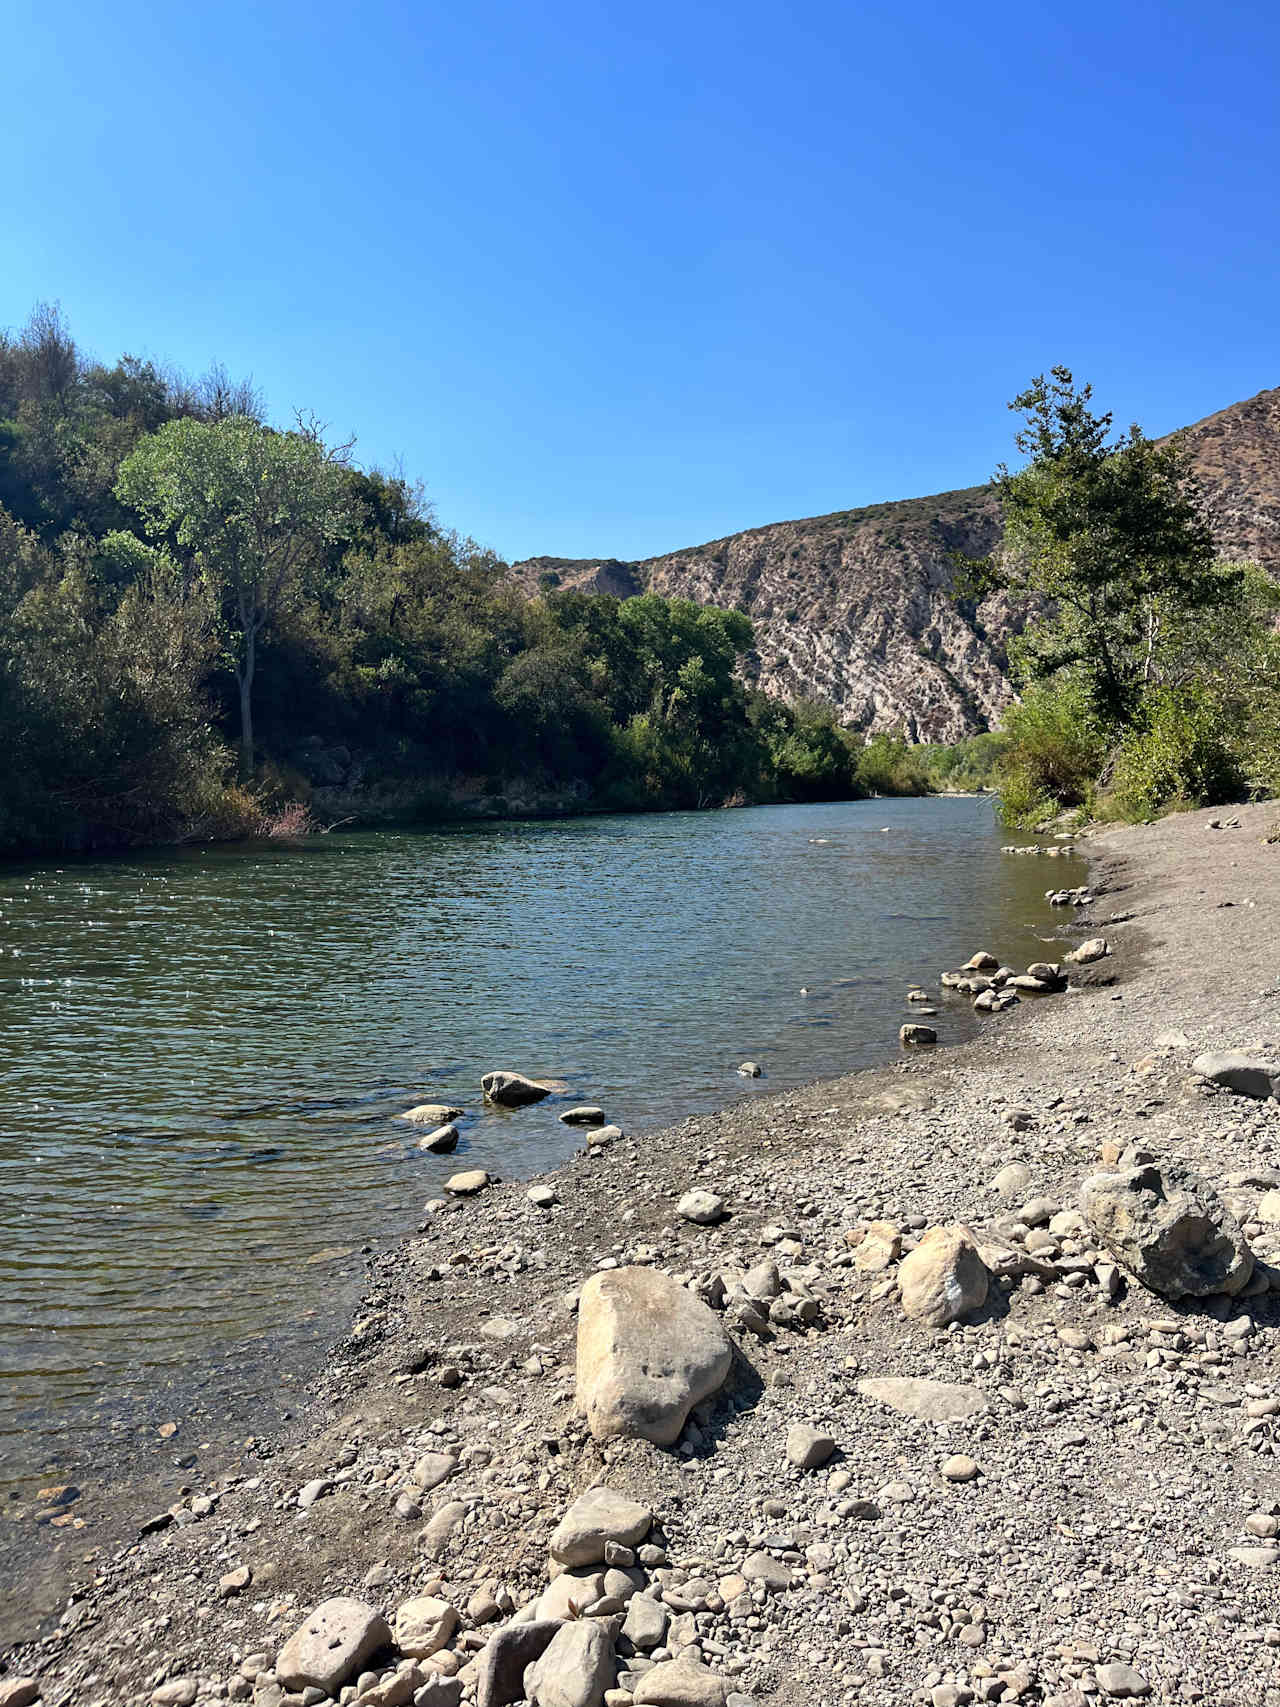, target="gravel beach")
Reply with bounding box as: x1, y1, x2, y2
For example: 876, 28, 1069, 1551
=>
8, 799, 1280, 1707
